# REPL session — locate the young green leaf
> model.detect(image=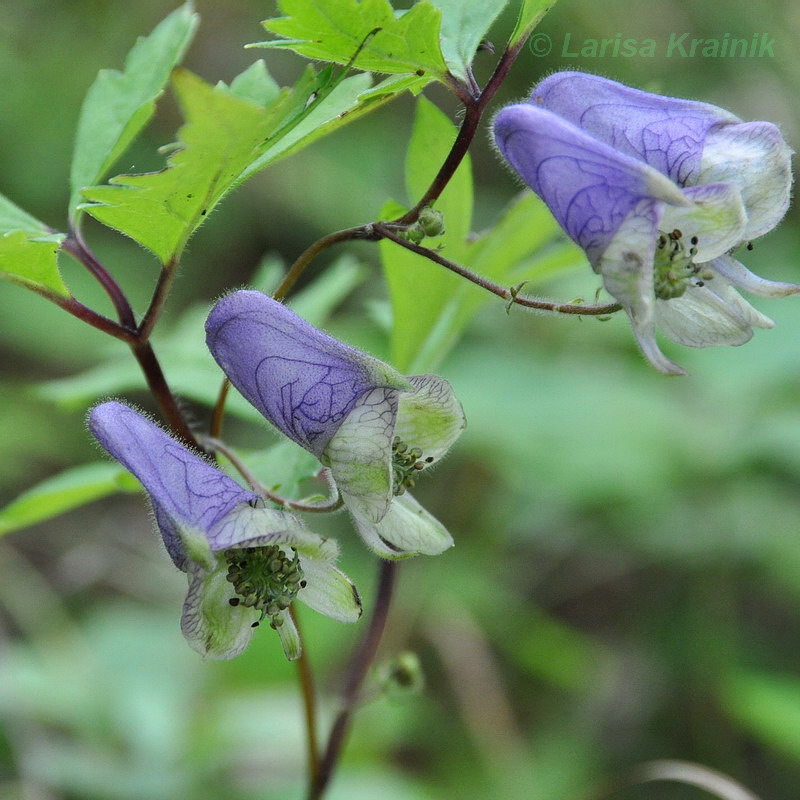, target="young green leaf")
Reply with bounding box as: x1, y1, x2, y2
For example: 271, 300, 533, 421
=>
238, 72, 375, 179
255, 0, 450, 80
508, 0, 555, 48
80, 69, 279, 264
356, 73, 432, 101
227, 59, 281, 106
429, 0, 509, 81
0, 193, 67, 297
0, 462, 140, 536
69, 2, 199, 220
